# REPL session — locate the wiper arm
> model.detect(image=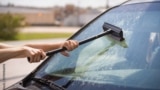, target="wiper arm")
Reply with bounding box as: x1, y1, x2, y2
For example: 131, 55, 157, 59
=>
31, 77, 66, 90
